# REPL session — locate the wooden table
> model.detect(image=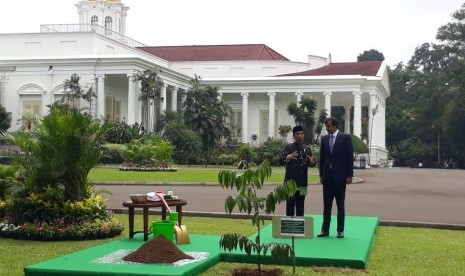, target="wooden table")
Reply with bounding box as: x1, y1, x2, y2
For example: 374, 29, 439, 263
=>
122, 199, 187, 241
